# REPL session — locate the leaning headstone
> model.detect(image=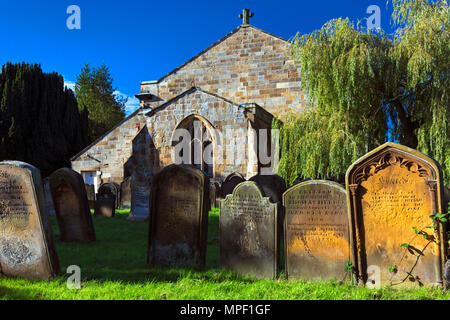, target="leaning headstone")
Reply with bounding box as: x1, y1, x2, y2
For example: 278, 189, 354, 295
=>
220, 181, 279, 279
128, 163, 152, 221
0, 161, 60, 280
119, 177, 131, 209
42, 177, 56, 216
147, 164, 210, 268
49, 168, 95, 242
94, 194, 115, 218
220, 172, 245, 199
283, 180, 350, 280
346, 142, 447, 287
